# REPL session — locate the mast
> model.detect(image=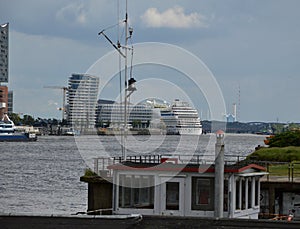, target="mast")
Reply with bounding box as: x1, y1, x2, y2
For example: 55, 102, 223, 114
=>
123, 0, 128, 161
99, 0, 136, 161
